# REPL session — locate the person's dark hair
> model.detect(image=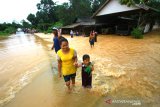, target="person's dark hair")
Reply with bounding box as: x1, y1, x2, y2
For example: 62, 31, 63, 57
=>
83, 54, 90, 61
58, 36, 66, 41
53, 30, 58, 37
59, 38, 68, 45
